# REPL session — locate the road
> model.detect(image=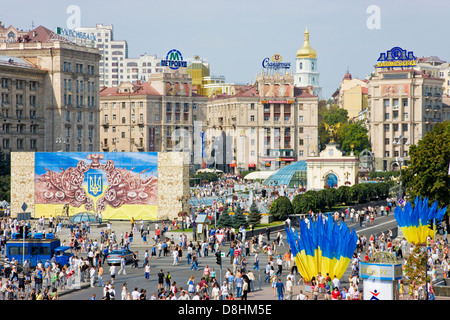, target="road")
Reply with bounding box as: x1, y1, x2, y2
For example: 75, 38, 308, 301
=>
60, 213, 399, 300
